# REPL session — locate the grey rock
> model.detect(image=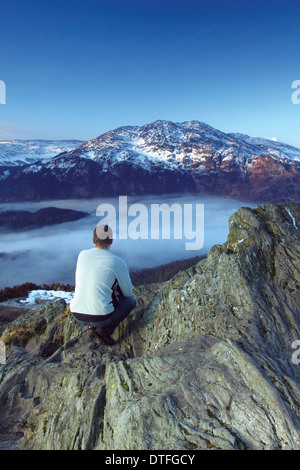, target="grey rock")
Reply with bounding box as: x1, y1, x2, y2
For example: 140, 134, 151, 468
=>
0, 202, 299, 450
